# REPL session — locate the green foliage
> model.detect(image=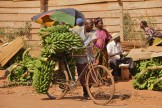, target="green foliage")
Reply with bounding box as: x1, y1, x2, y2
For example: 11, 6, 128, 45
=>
123, 12, 136, 41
